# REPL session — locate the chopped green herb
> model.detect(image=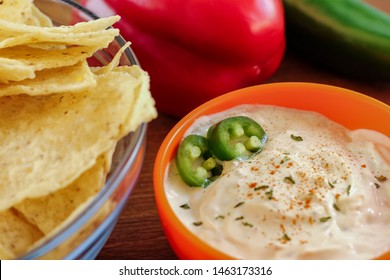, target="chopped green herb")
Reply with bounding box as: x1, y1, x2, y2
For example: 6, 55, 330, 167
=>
193, 221, 203, 226
375, 175, 387, 182
374, 183, 380, 189
254, 185, 269, 191
333, 202, 341, 212
234, 201, 245, 208
215, 215, 225, 220
265, 189, 273, 200
284, 176, 295, 184
290, 134, 303, 141
346, 184, 351, 195
242, 221, 253, 228
328, 181, 335, 189
280, 155, 291, 164
235, 216, 244, 220
320, 216, 331, 222
180, 203, 190, 209
282, 233, 291, 241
